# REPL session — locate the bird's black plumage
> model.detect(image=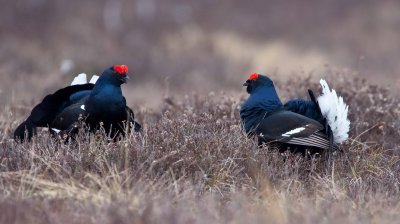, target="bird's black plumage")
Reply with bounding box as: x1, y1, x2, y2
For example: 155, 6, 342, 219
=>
14, 65, 141, 141
240, 73, 336, 153
284, 90, 324, 124
14, 83, 94, 140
